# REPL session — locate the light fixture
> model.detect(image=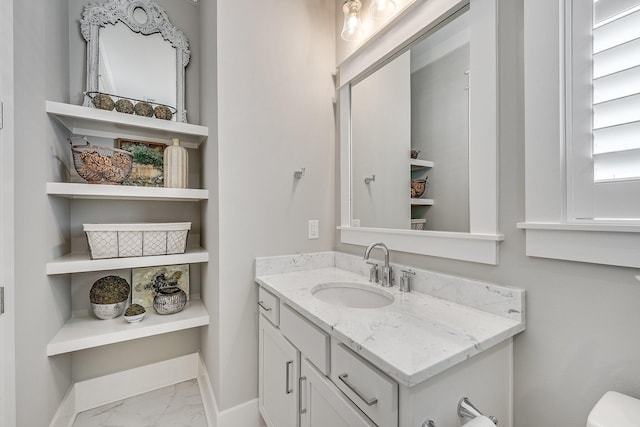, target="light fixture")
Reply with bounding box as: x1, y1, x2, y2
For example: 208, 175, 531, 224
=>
341, 0, 363, 42
369, 0, 396, 20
